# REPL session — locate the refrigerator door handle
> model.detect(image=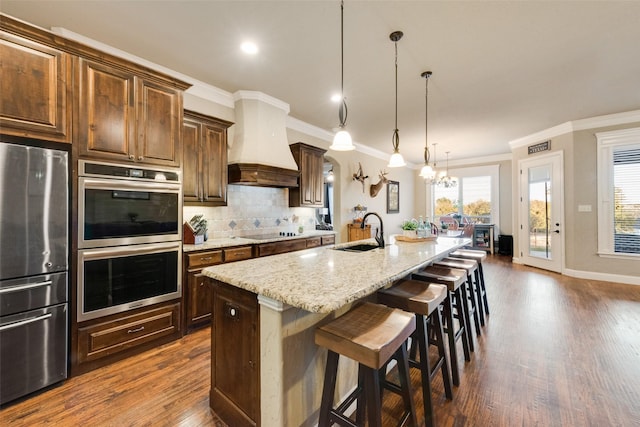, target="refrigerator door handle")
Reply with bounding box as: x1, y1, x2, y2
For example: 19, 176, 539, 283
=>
0, 280, 52, 294
0, 313, 53, 332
